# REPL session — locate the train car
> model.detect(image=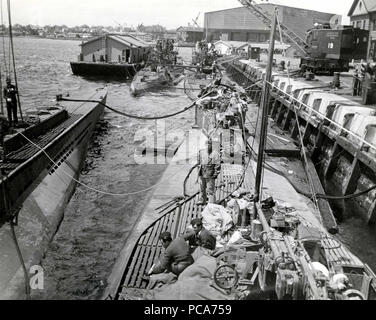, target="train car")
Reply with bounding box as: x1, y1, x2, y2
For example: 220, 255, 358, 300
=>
301, 26, 369, 74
